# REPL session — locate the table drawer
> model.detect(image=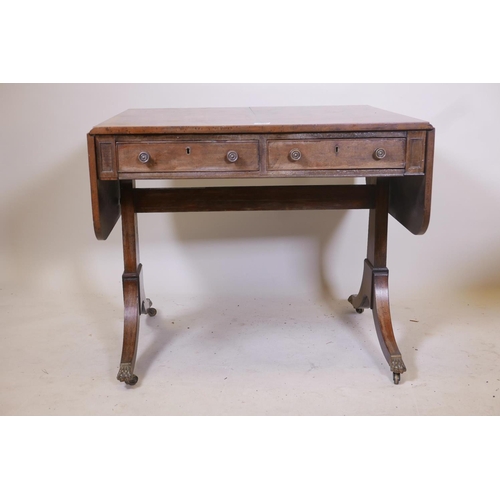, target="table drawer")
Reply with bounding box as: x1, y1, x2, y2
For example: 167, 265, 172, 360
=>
117, 140, 259, 173
267, 138, 406, 171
